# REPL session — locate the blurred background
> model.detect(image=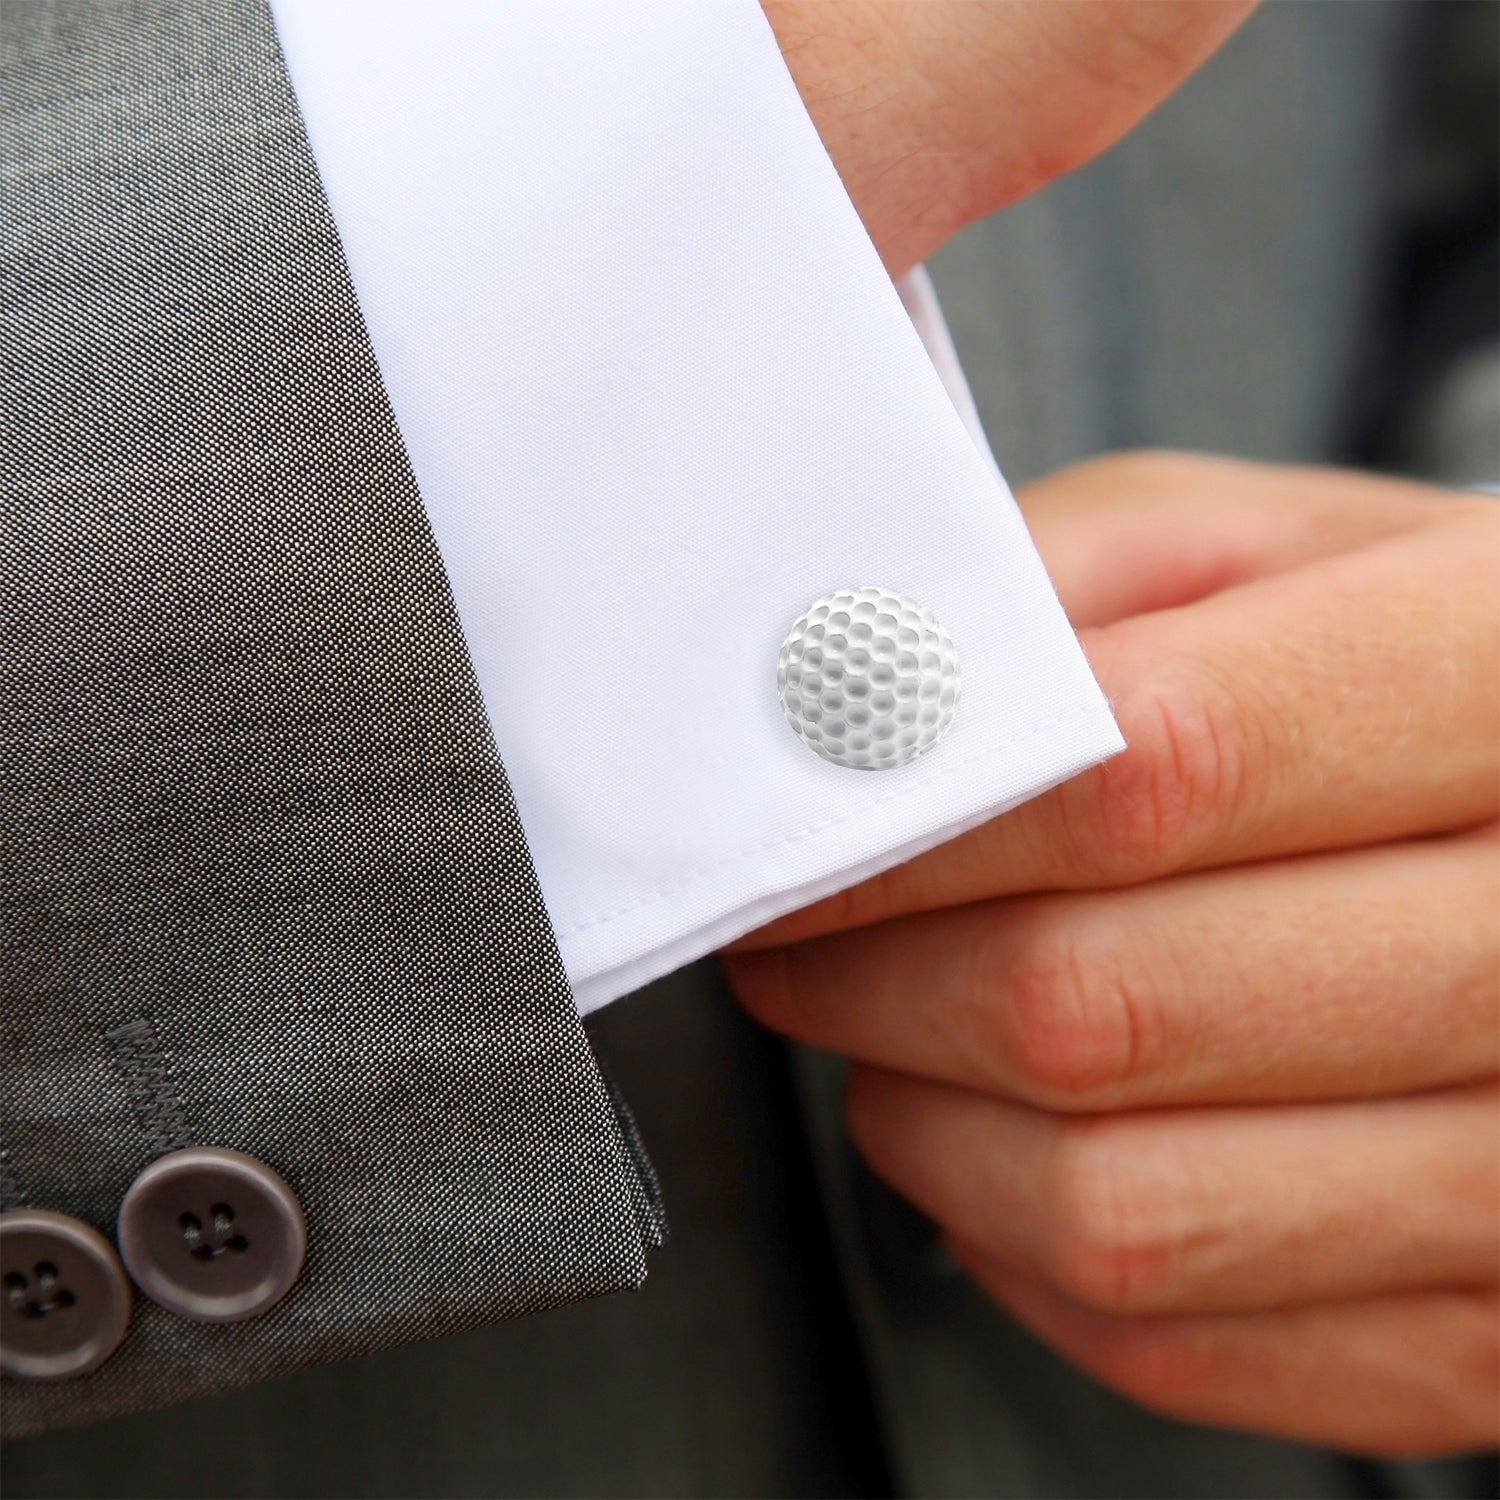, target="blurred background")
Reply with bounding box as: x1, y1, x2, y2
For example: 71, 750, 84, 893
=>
9, 2, 1498, 1497
931, 0, 1498, 492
